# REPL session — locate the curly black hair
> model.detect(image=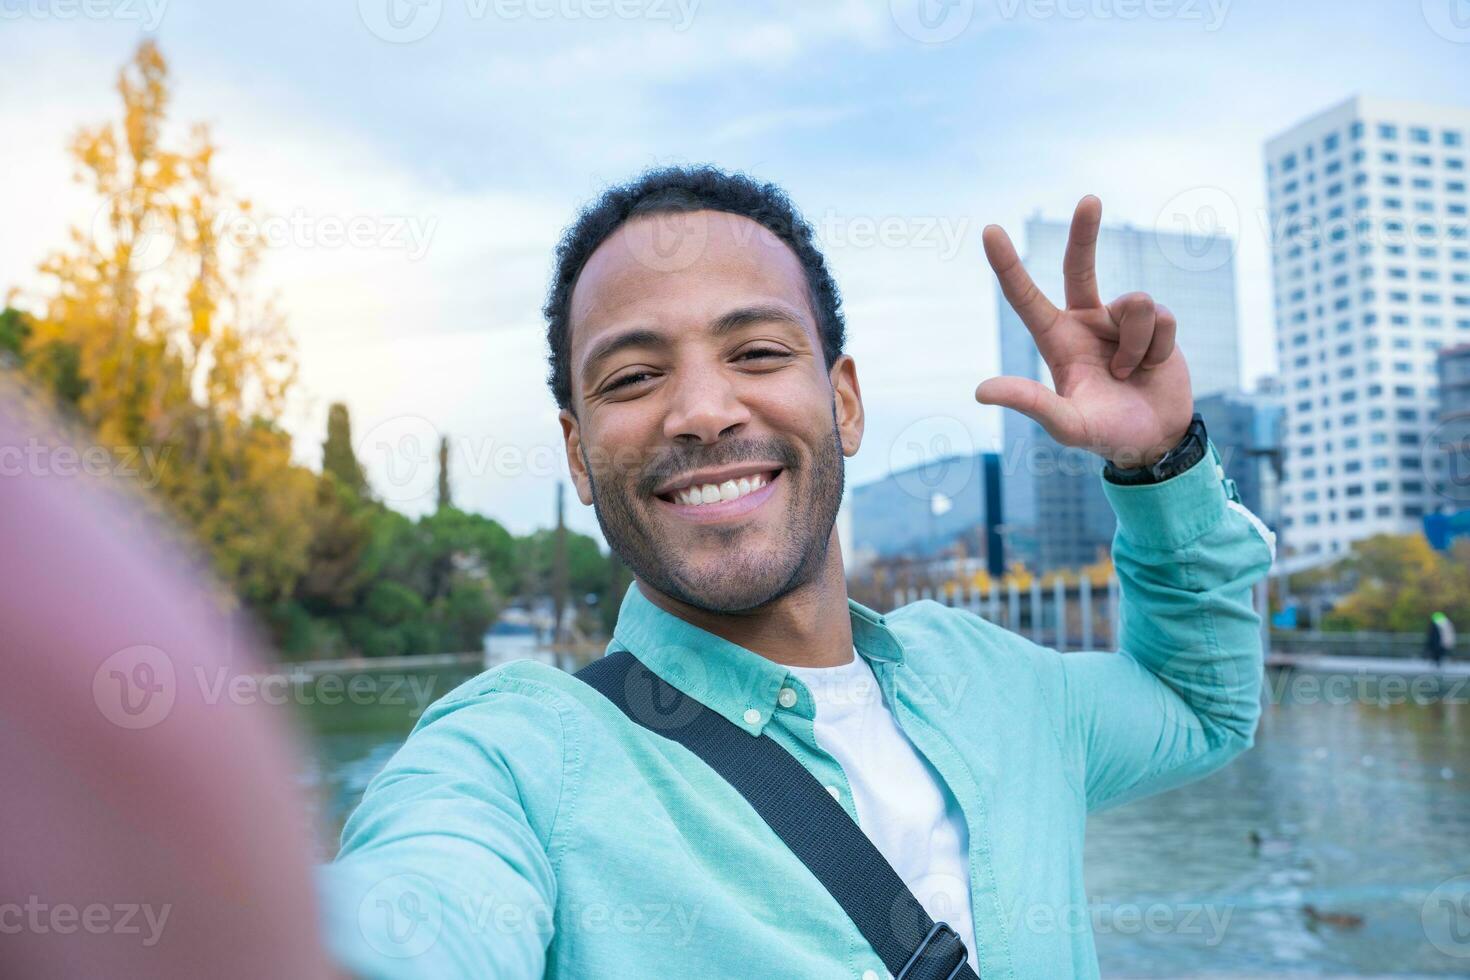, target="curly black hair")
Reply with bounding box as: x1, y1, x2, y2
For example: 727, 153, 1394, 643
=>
543, 165, 846, 411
